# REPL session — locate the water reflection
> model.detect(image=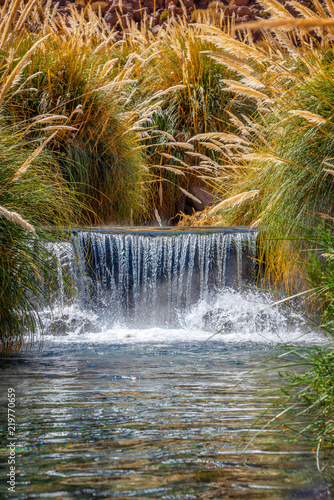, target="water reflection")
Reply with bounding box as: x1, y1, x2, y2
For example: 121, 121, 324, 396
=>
0, 341, 332, 499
